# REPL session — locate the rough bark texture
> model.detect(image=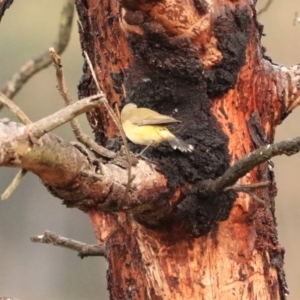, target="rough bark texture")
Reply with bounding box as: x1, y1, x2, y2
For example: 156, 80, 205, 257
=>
73, 0, 298, 299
